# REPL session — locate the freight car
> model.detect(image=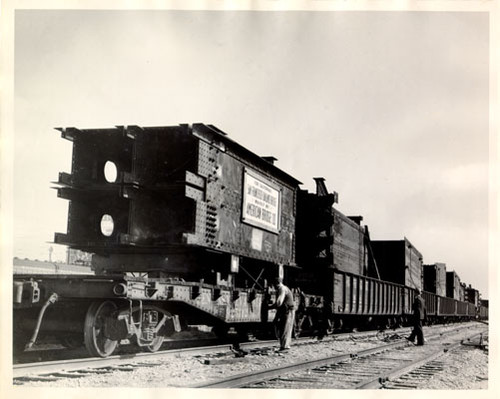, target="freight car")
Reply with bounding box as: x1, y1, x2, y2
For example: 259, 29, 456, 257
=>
13, 123, 487, 357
